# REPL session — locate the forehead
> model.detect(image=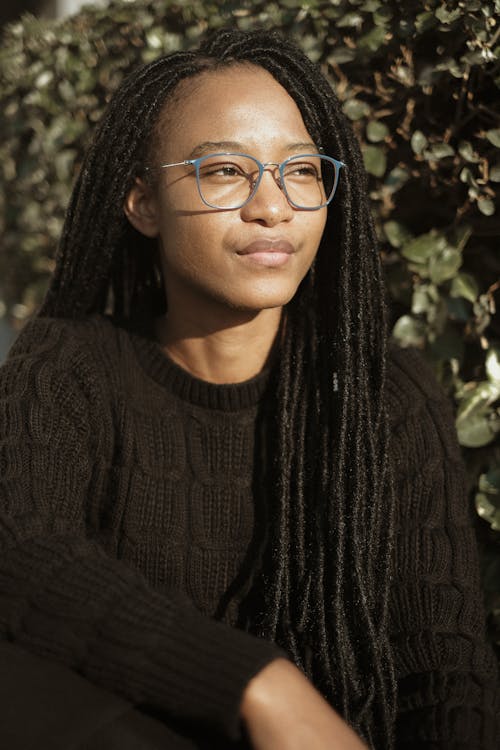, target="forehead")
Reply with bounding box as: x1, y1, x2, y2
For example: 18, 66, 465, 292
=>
154, 65, 316, 158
